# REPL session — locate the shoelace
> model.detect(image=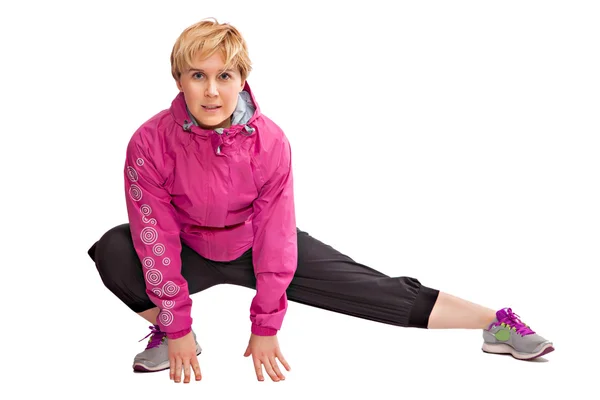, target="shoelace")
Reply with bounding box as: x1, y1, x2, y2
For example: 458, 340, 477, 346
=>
499, 308, 535, 336
138, 325, 167, 349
